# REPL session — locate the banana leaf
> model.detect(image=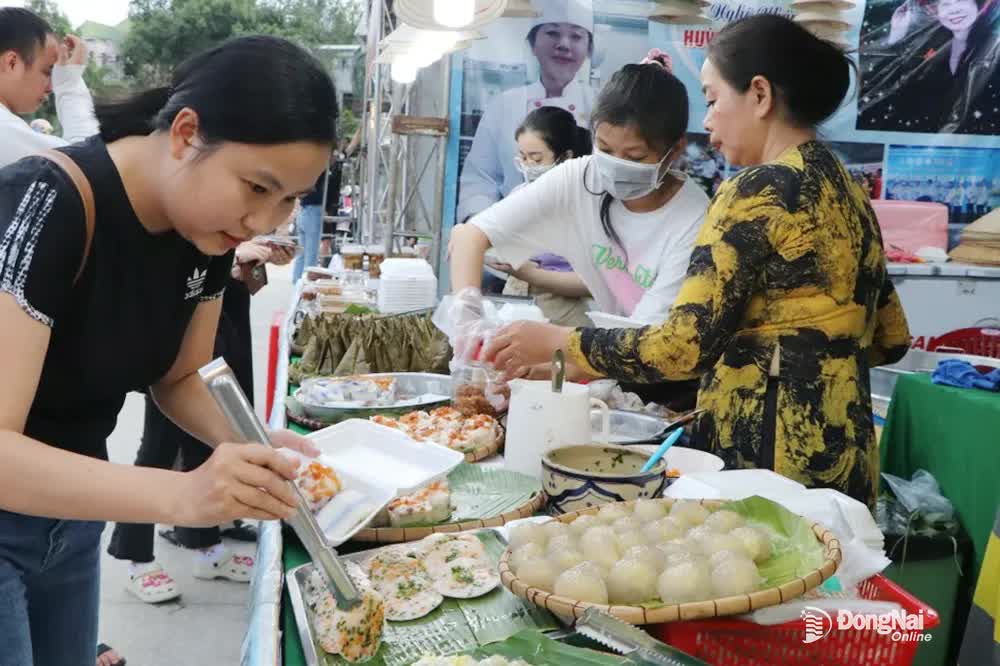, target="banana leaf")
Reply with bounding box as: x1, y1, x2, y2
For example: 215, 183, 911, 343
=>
723, 495, 829, 587
470, 630, 627, 665
303, 531, 558, 666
